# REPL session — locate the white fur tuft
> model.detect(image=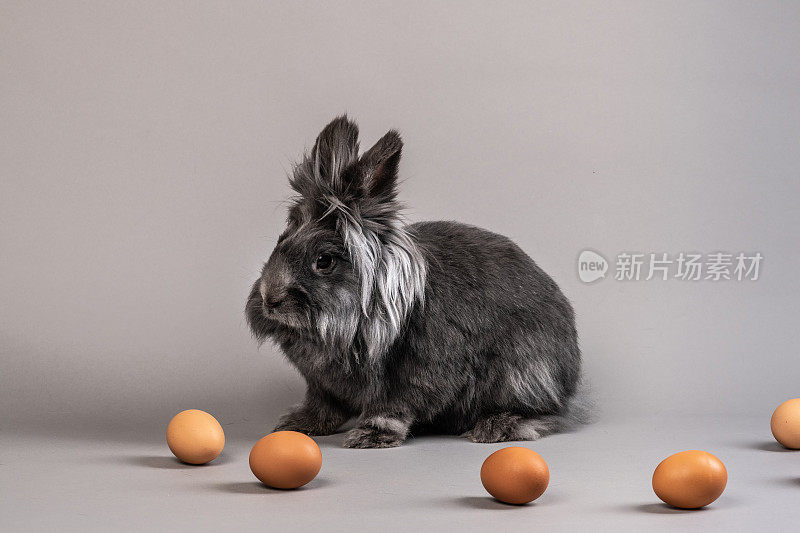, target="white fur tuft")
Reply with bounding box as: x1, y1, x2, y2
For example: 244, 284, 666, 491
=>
332, 204, 426, 362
